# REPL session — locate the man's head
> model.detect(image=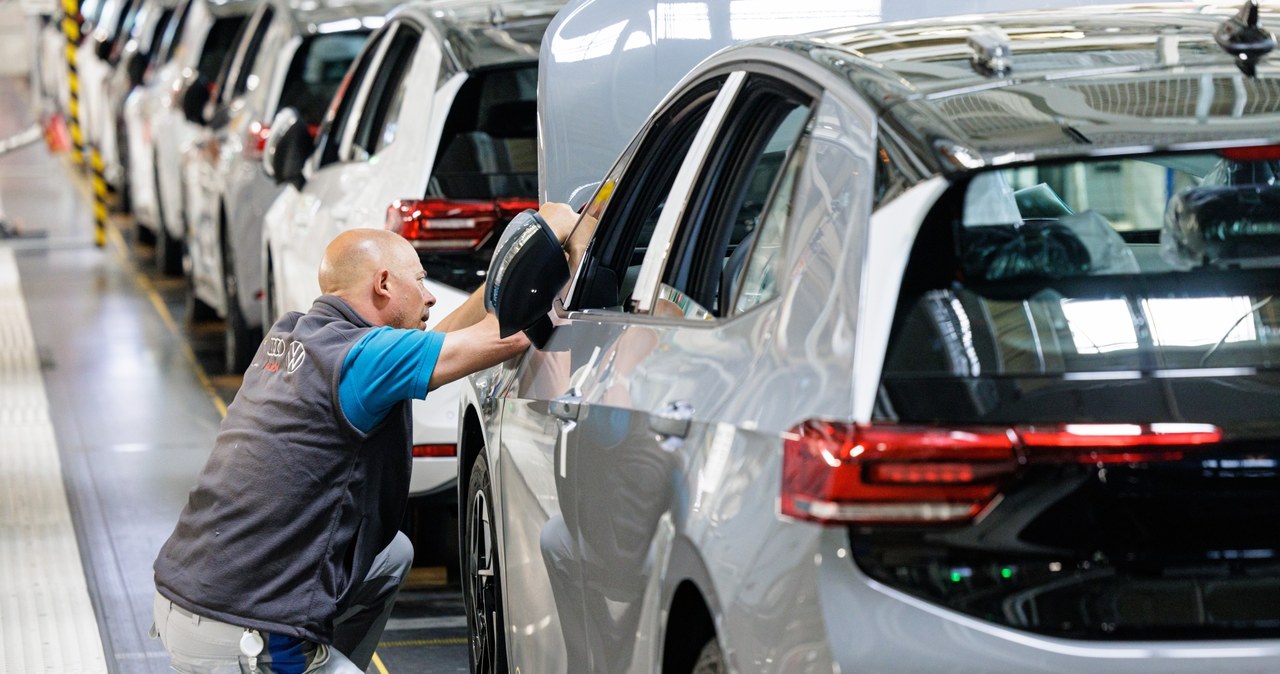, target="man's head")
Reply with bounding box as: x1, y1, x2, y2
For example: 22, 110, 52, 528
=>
319, 229, 436, 330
